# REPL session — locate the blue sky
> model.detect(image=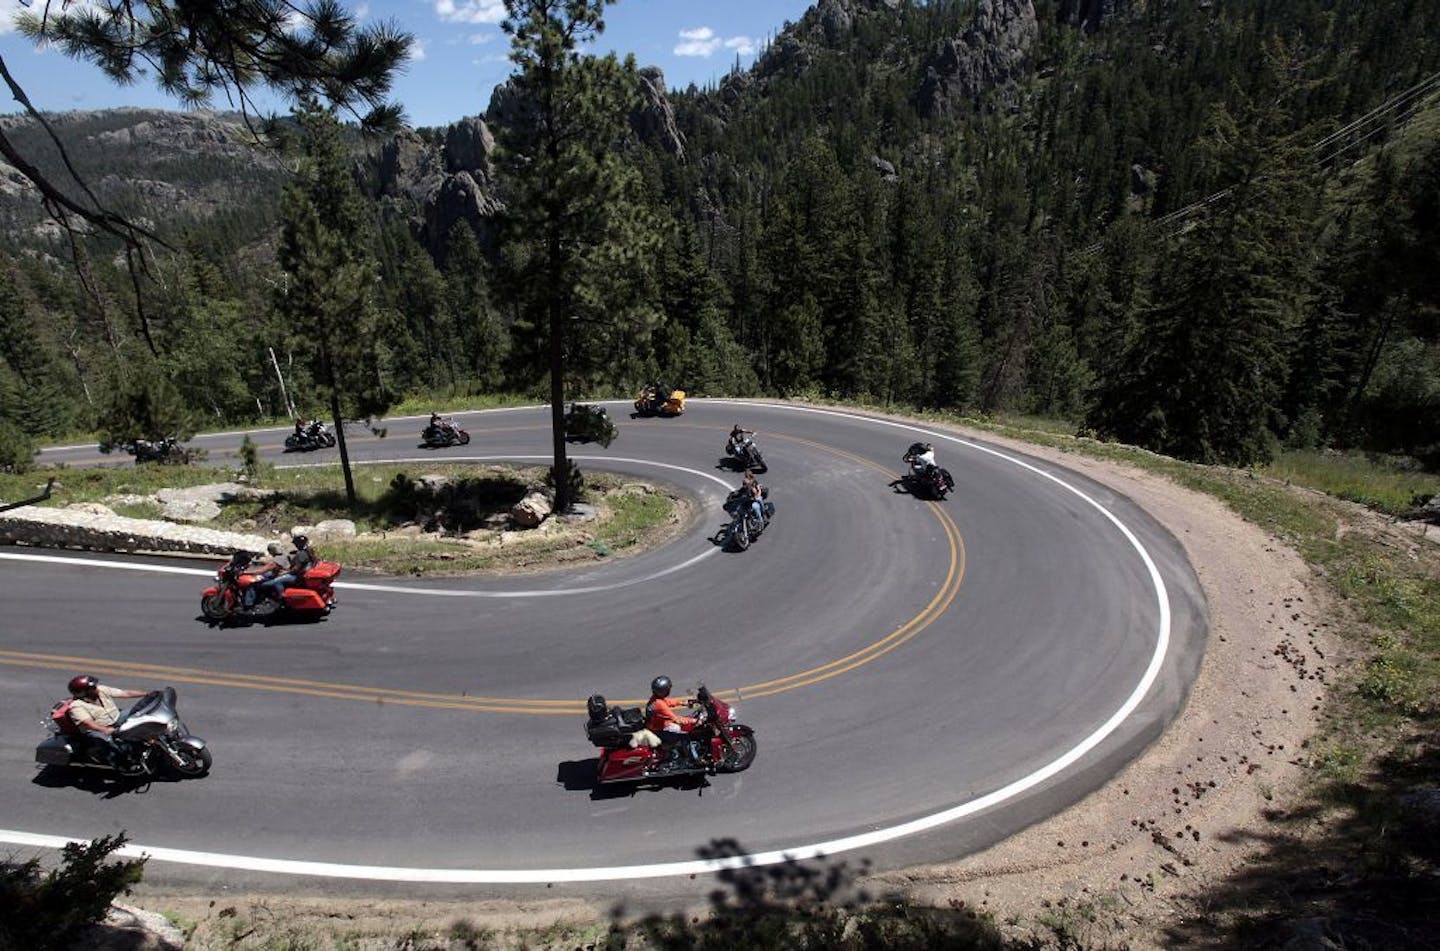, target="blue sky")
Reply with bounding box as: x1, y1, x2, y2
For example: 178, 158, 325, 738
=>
0, 0, 813, 128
